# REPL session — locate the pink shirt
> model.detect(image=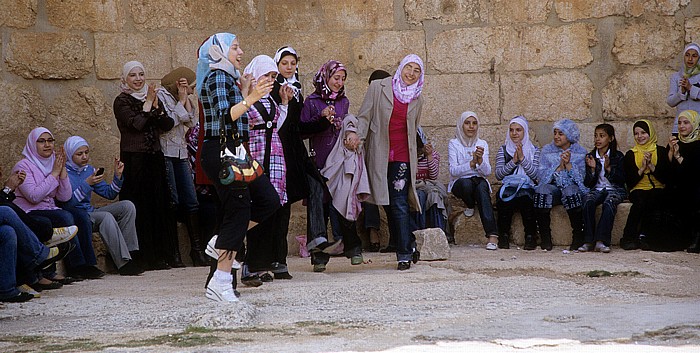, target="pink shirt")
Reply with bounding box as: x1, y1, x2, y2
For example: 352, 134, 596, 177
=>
388, 97, 409, 162
12, 159, 73, 212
